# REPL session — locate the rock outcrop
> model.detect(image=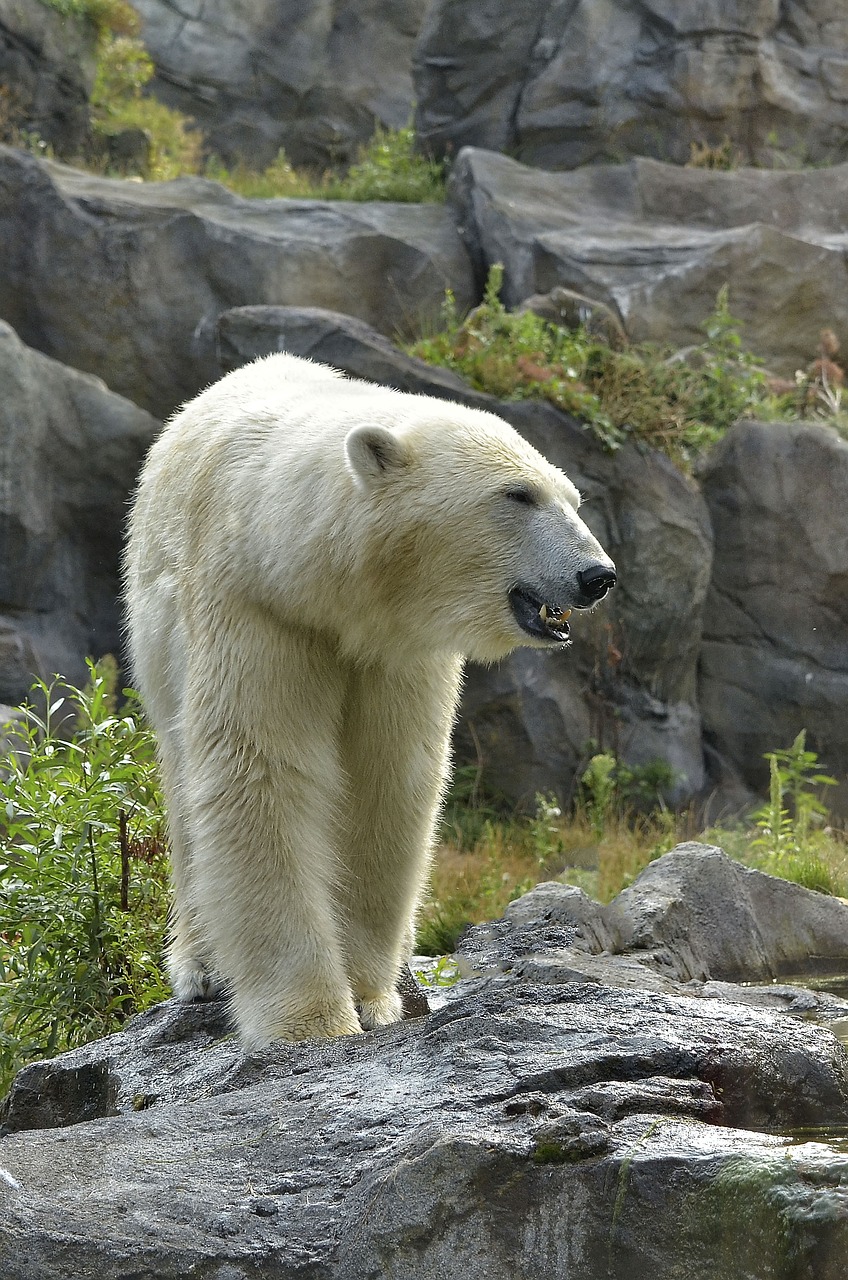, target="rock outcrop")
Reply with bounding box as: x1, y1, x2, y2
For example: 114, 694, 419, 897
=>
698, 419, 848, 816
0, 146, 474, 419
2, 845, 848, 1278
0, 320, 159, 702
215, 304, 712, 807
132, 0, 424, 169
0, 0, 96, 159
448, 146, 848, 374
415, 0, 848, 171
